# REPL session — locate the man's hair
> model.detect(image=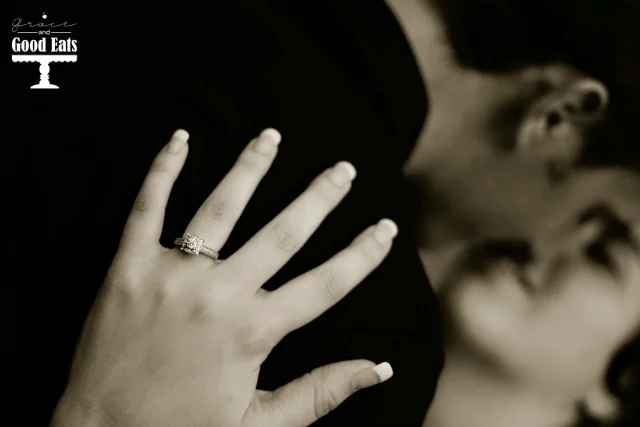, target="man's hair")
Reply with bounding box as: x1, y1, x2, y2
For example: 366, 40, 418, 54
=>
428, 0, 640, 171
